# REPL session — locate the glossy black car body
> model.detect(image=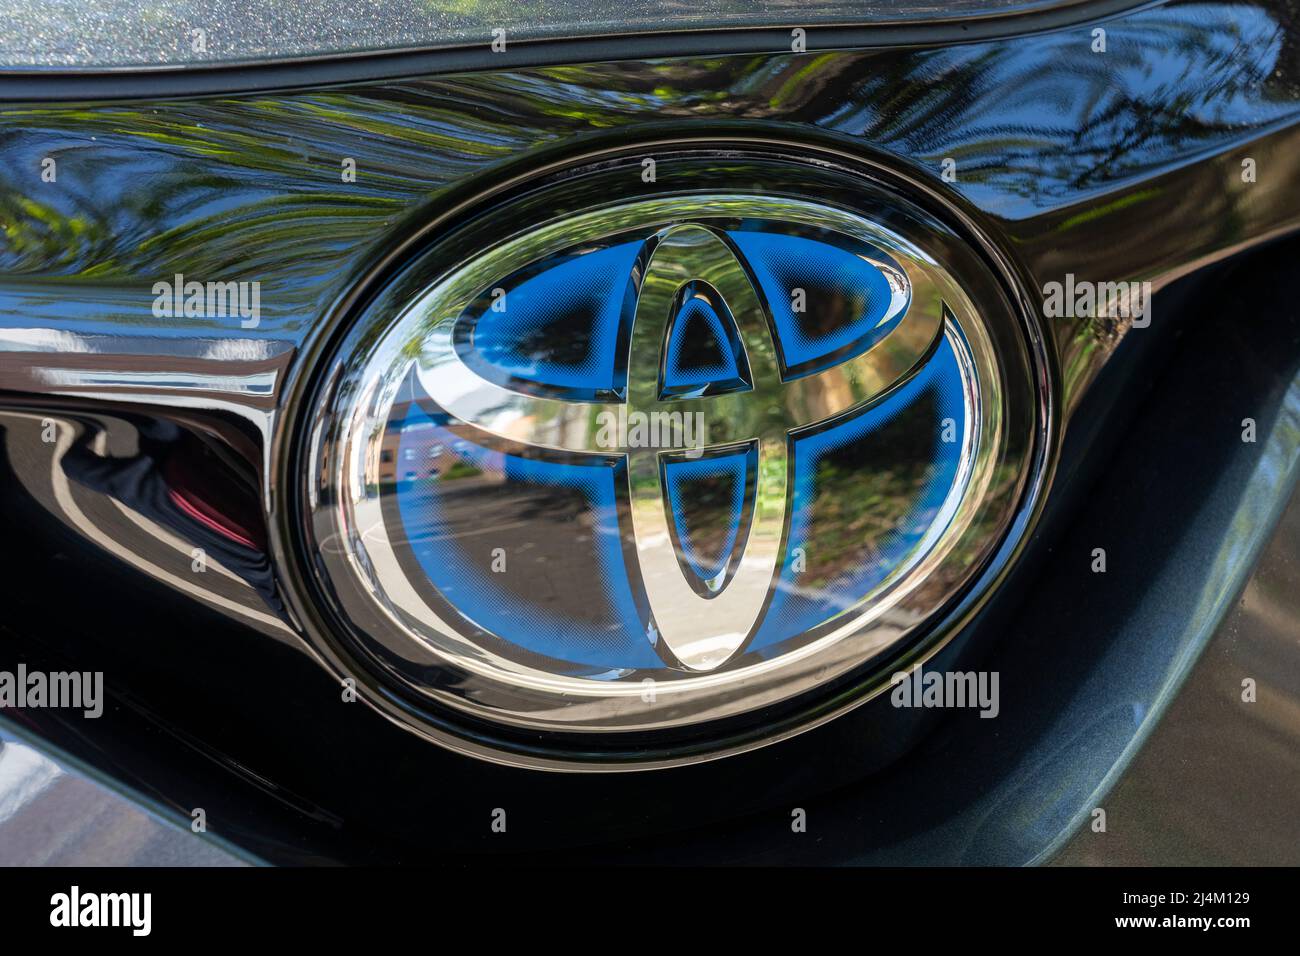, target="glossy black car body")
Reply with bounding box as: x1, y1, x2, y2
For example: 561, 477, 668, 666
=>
1, 0, 1299, 865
